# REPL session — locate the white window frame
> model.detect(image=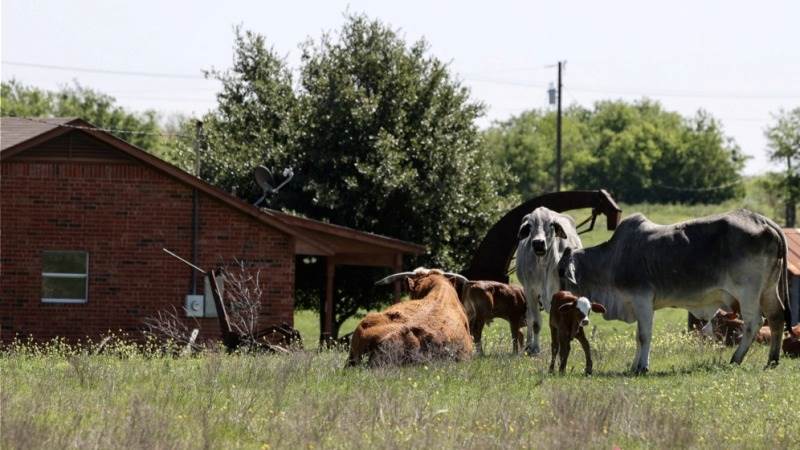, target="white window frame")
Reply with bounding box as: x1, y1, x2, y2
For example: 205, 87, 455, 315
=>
41, 251, 89, 304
